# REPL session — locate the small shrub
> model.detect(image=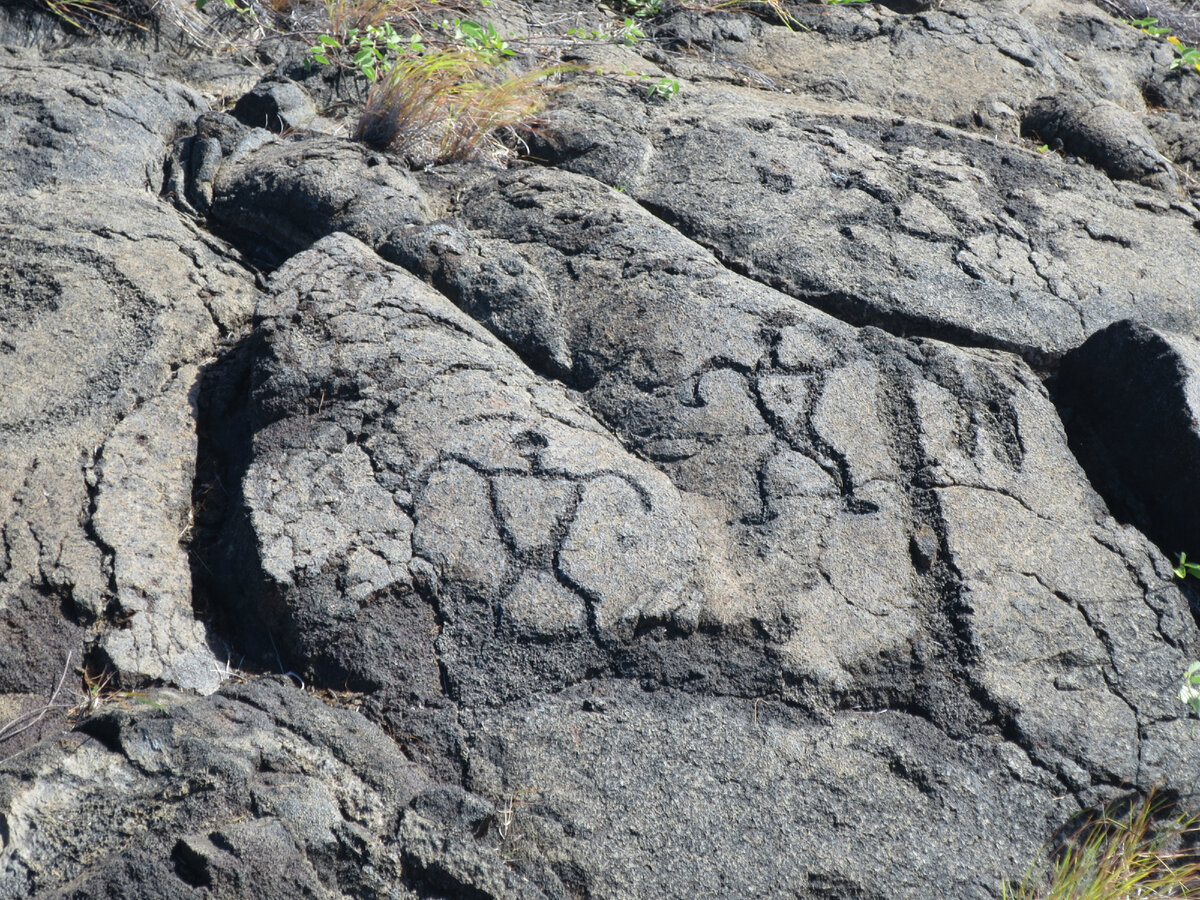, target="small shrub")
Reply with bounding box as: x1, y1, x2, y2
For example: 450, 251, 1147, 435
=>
310, 21, 423, 81
622, 0, 663, 18
567, 17, 645, 44
644, 74, 680, 99
1181, 661, 1200, 718
304, 0, 437, 79
1125, 17, 1200, 74
437, 17, 516, 63
1003, 793, 1200, 900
